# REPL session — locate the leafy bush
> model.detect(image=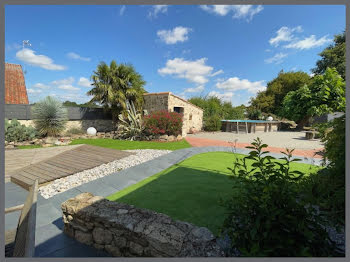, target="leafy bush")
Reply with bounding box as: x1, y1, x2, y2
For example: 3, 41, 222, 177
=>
144, 110, 183, 136
246, 107, 262, 120
221, 138, 336, 256
116, 100, 146, 141
189, 96, 245, 131
301, 114, 345, 226
204, 115, 222, 131
32, 96, 68, 137
5, 118, 38, 142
